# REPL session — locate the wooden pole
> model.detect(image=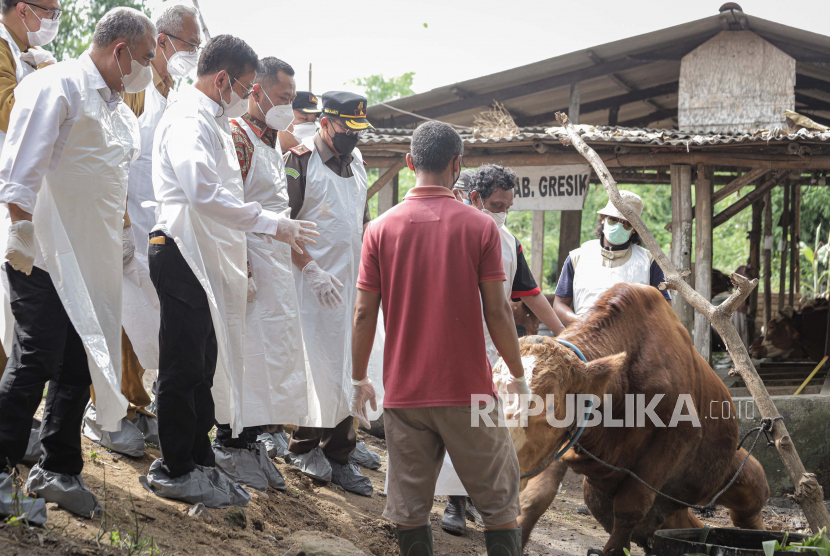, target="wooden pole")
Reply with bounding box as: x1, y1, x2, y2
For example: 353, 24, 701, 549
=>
670, 164, 693, 335
558, 210, 582, 280
366, 157, 407, 199
694, 164, 714, 364
748, 198, 762, 343
377, 169, 399, 215
822, 307, 830, 395
569, 82, 580, 125
778, 182, 790, 312
531, 211, 546, 287
789, 182, 801, 308
763, 191, 773, 331
555, 110, 830, 534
